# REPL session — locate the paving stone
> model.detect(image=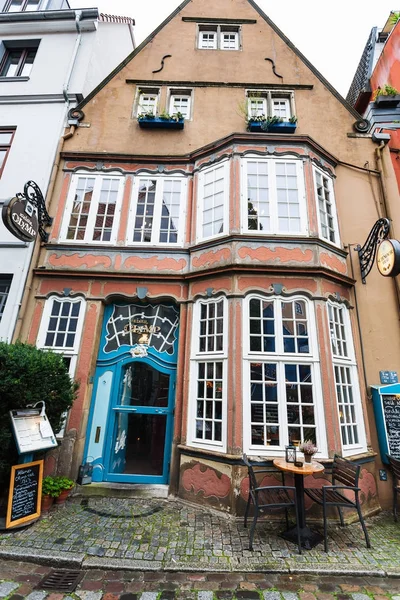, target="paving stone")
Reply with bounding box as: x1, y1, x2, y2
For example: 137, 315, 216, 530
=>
263, 592, 281, 600
282, 593, 299, 600
236, 591, 260, 599
159, 592, 175, 600
350, 595, 370, 600
239, 583, 258, 591
120, 595, 138, 600
0, 583, 19, 598
24, 593, 47, 600
75, 592, 103, 600
216, 592, 235, 600
198, 591, 214, 600
140, 593, 159, 600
